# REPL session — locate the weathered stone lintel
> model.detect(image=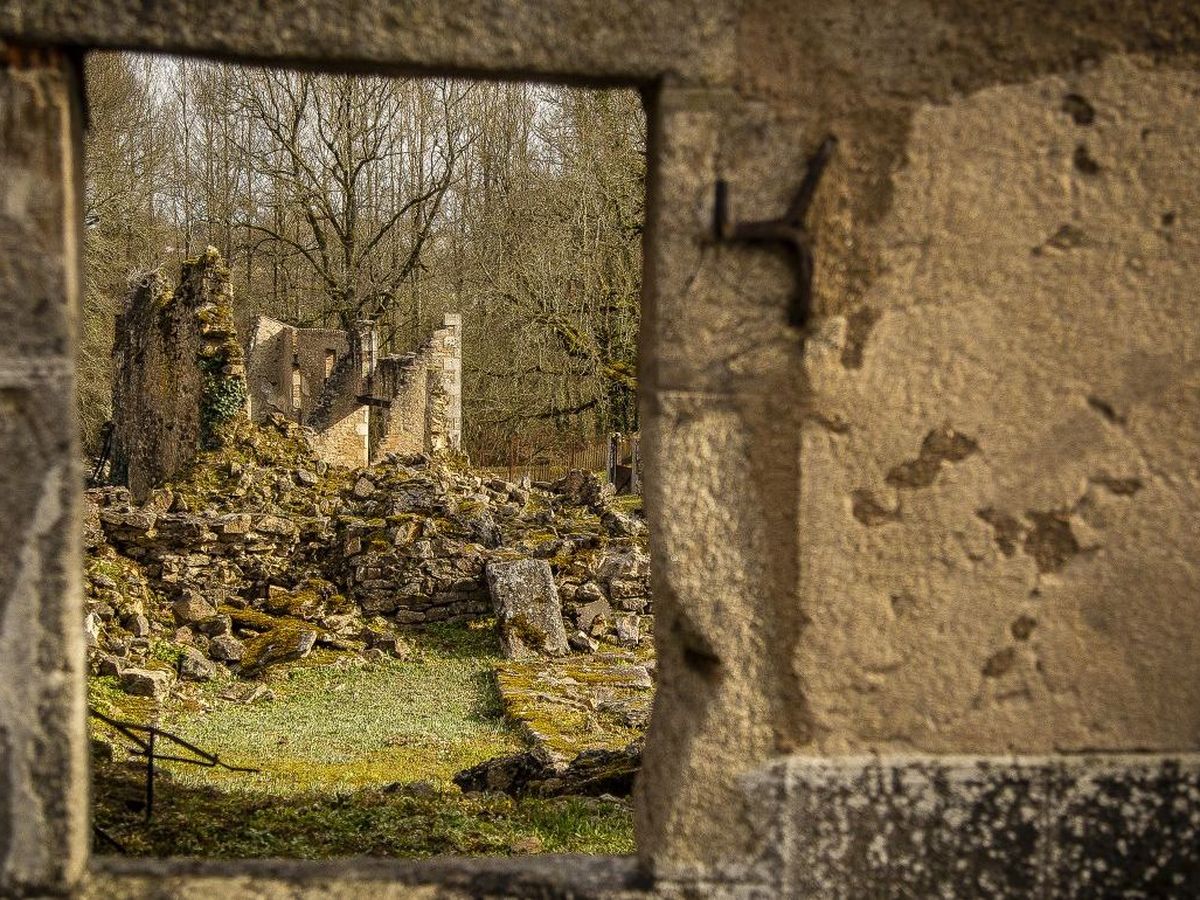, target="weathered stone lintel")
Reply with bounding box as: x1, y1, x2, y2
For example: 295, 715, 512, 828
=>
747, 754, 1200, 898
0, 0, 734, 87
